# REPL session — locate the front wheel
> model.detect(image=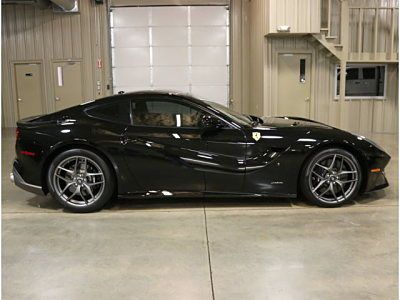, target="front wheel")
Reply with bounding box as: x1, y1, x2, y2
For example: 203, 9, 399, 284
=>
301, 148, 362, 207
47, 149, 115, 213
